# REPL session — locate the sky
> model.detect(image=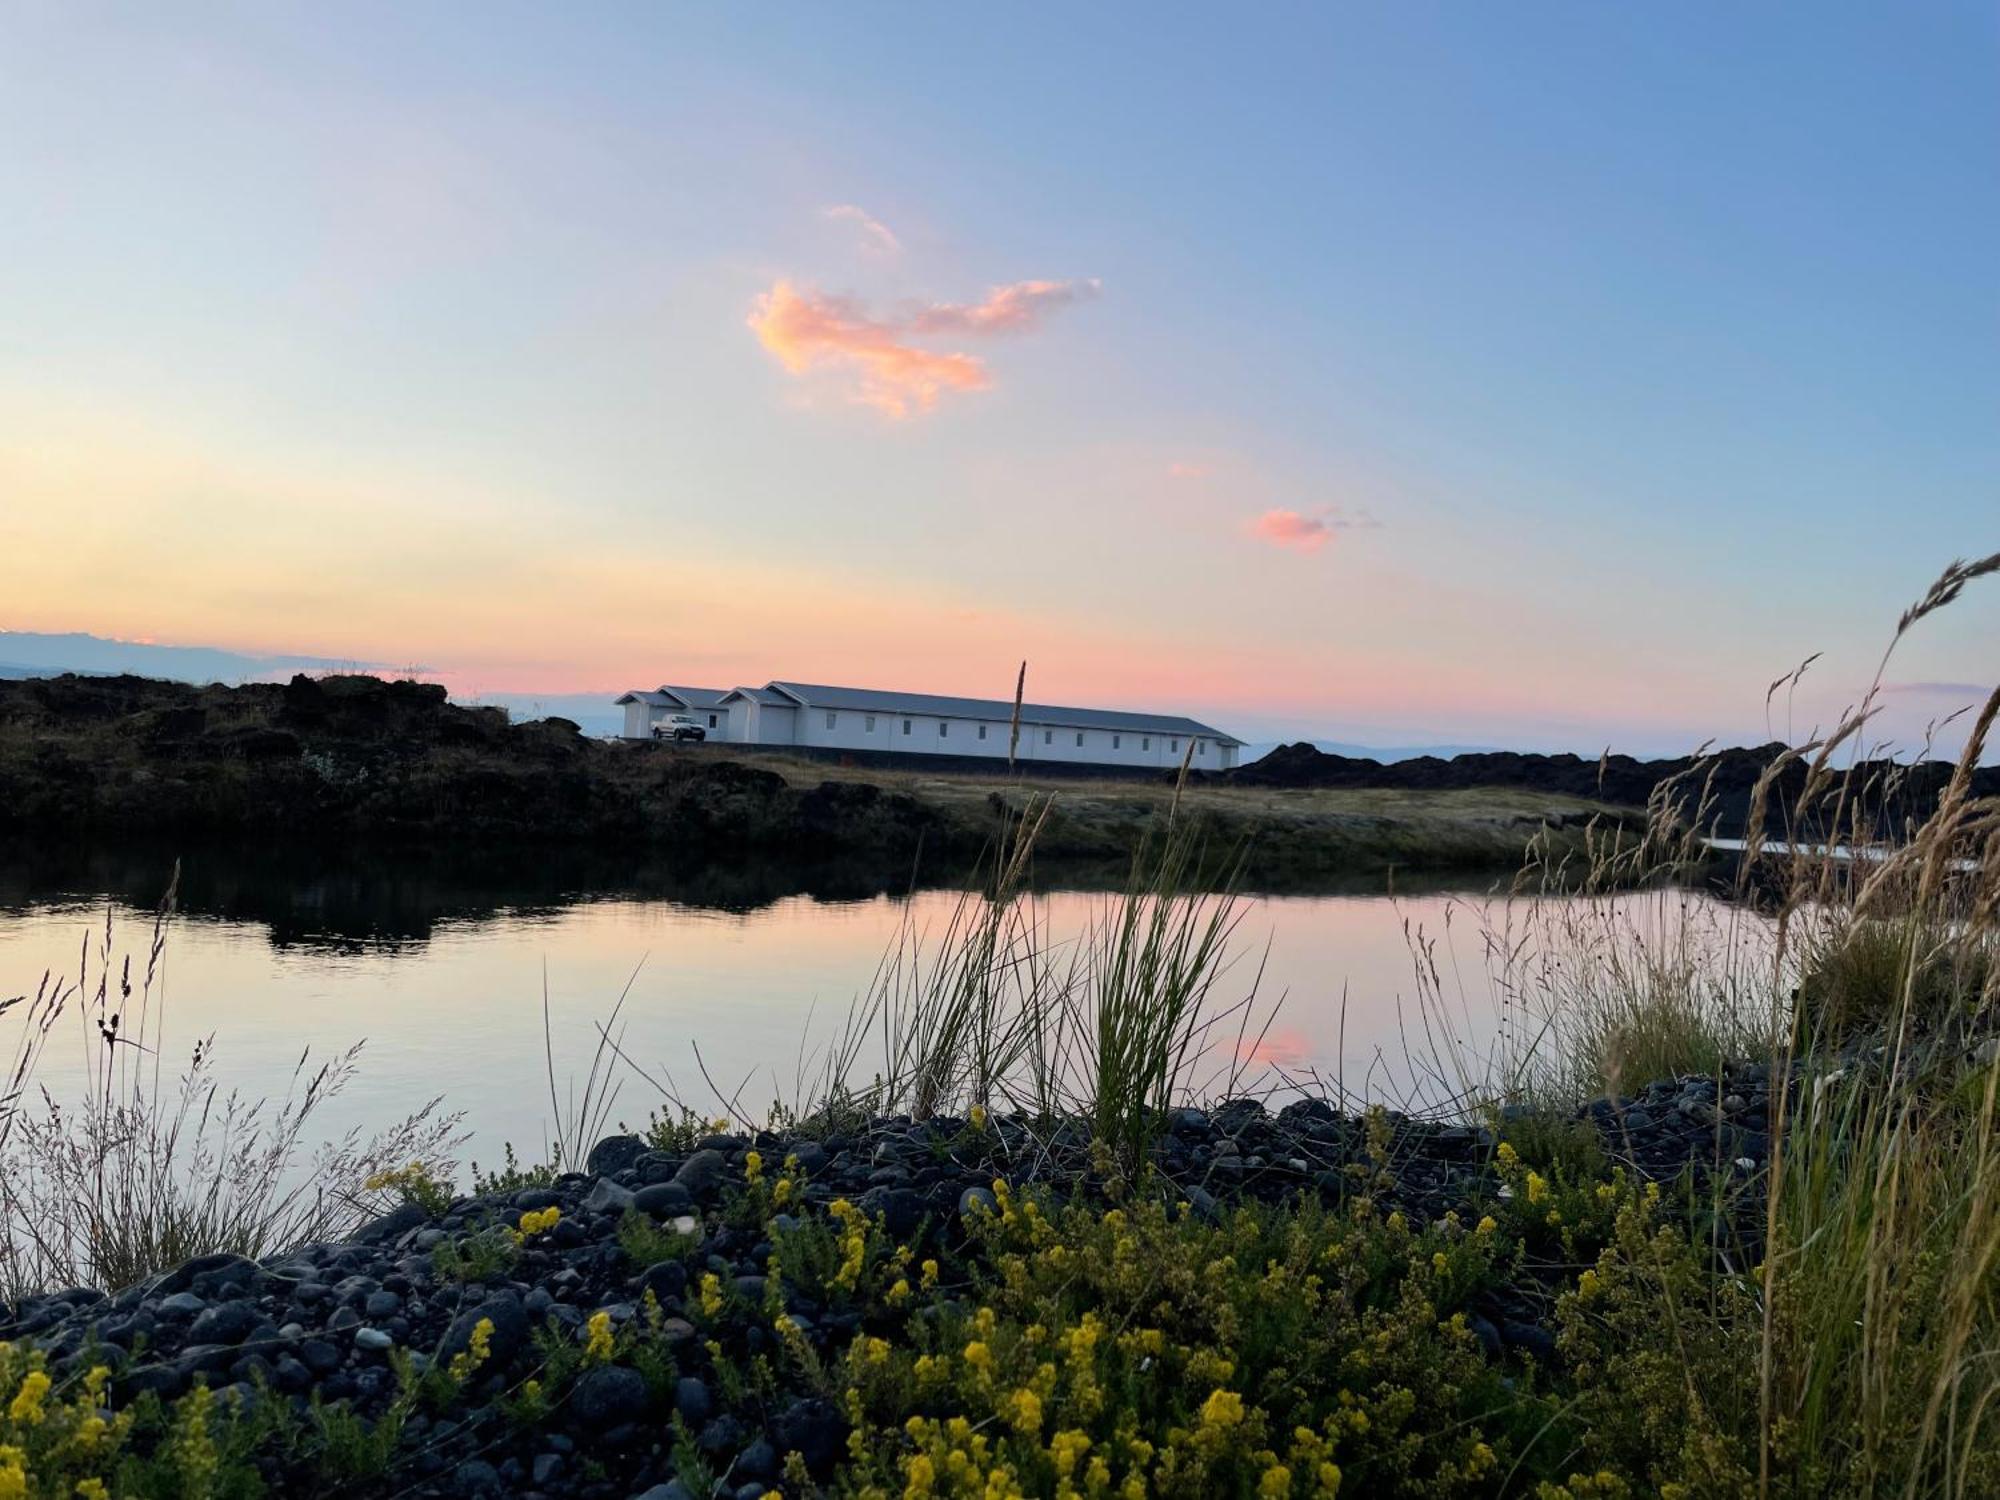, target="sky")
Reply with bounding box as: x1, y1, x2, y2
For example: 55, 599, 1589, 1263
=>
0, 3, 1994, 756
